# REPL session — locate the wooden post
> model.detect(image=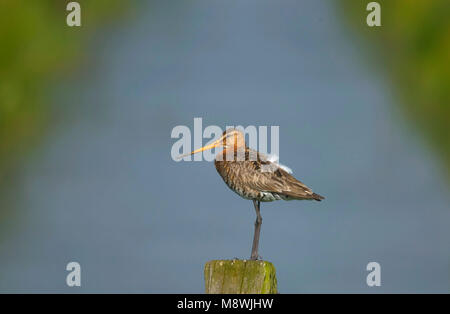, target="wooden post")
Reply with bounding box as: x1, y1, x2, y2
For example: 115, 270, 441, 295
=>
204, 260, 278, 294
